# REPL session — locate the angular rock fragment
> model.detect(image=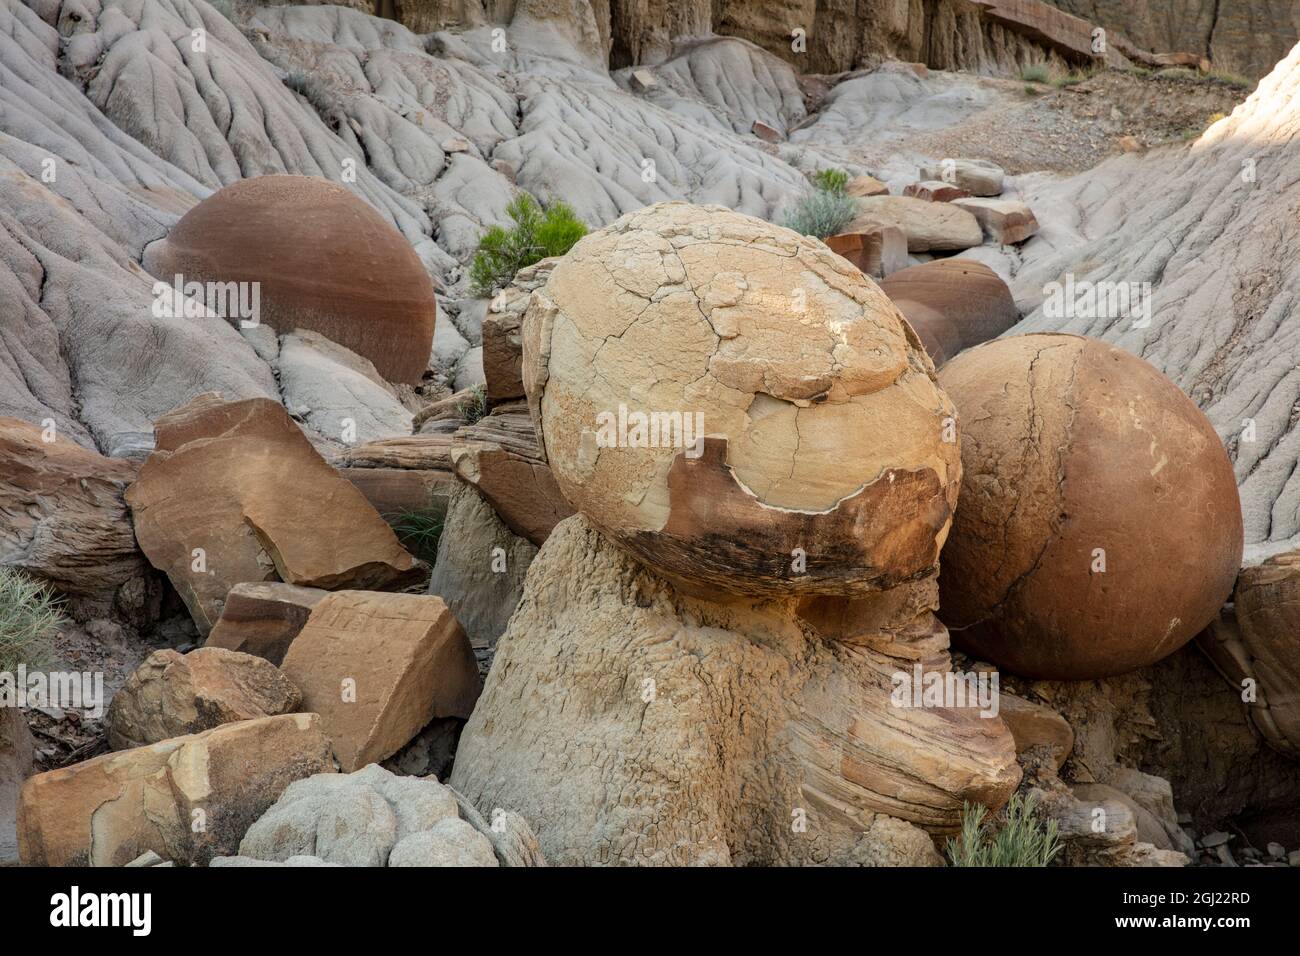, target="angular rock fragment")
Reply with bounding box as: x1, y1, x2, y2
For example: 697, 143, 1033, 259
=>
850, 195, 983, 252
919, 158, 1004, 196
480, 258, 561, 406
824, 226, 909, 278
751, 119, 782, 142
903, 180, 971, 202
337, 468, 453, 522
629, 68, 657, 92
204, 582, 327, 665
998, 694, 1074, 770
880, 259, 1020, 365
125, 394, 421, 635
106, 648, 302, 750
279, 592, 480, 772
0, 418, 150, 619
18, 714, 334, 866
951, 197, 1040, 244
845, 175, 890, 197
